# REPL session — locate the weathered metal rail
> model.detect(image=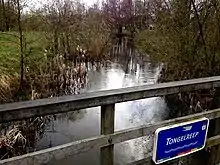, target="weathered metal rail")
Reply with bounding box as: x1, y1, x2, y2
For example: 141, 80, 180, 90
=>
1, 76, 220, 165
